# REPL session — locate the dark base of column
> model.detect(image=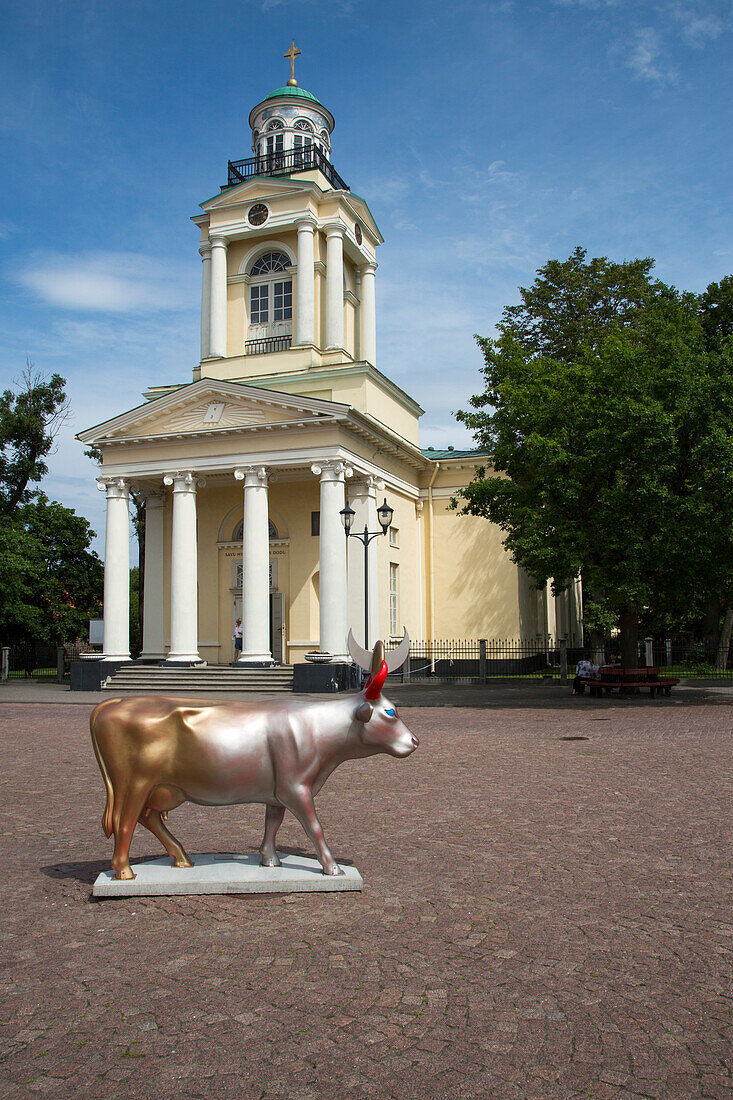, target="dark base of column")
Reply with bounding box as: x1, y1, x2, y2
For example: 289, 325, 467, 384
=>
293, 662, 360, 694
230, 660, 276, 668
70, 659, 128, 692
